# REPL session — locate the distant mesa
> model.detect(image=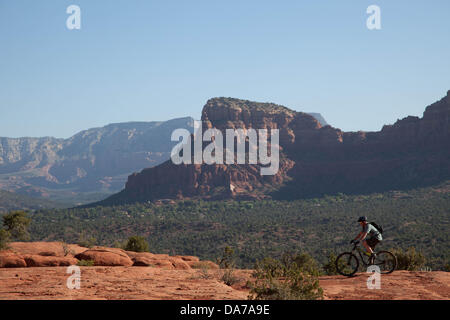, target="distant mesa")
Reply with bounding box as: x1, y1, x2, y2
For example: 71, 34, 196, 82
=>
0, 117, 195, 206
96, 91, 450, 205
